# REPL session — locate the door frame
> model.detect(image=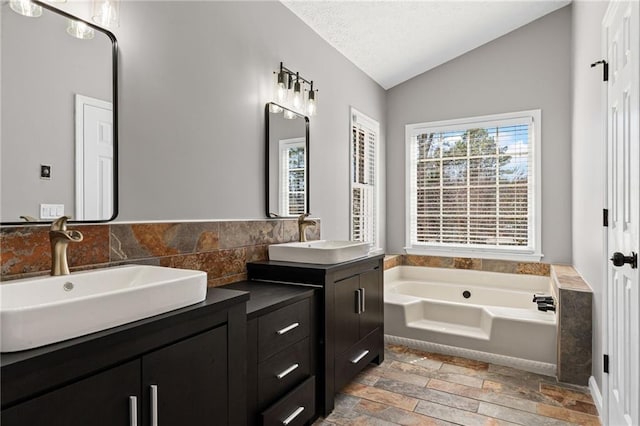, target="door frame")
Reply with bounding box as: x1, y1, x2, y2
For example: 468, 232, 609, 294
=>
74, 94, 113, 220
